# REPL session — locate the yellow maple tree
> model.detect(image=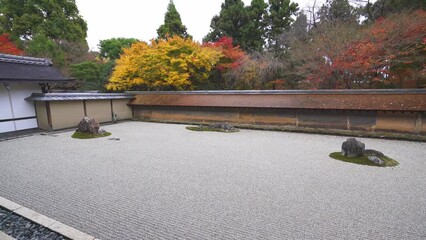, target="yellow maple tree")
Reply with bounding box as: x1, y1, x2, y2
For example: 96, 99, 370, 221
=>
106, 36, 223, 91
